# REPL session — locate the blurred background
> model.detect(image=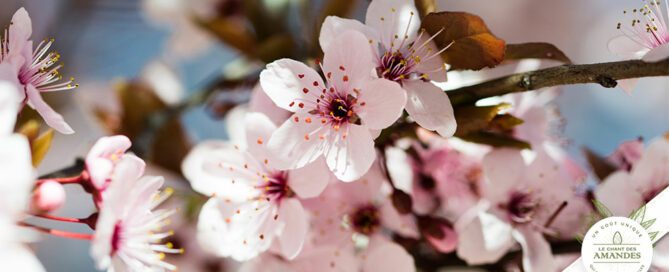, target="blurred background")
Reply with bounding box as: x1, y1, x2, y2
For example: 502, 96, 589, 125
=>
4, 0, 667, 271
